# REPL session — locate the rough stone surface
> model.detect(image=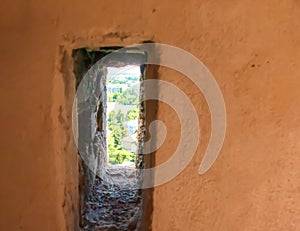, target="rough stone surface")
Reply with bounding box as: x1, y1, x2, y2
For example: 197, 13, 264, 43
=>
81, 177, 142, 231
